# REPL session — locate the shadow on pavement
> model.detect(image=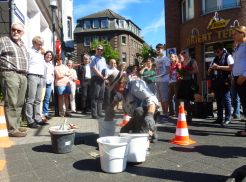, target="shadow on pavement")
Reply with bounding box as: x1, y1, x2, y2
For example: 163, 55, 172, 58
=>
171, 145, 246, 158
126, 166, 227, 182
73, 159, 101, 172
32, 144, 53, 153
75, 132, 98, 147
